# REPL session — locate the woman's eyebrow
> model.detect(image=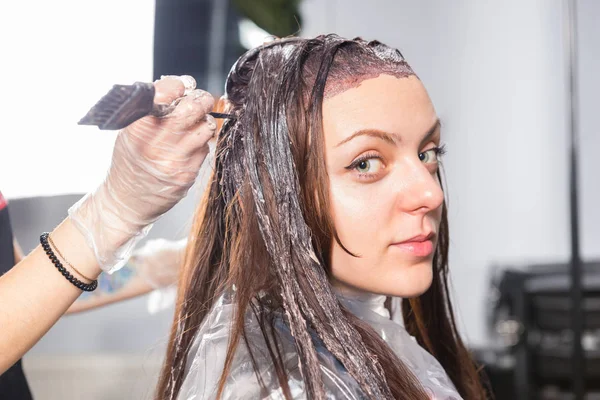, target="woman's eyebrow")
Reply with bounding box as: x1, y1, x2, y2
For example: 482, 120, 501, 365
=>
335, 118, 441, 148
335, 129, 399, 147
